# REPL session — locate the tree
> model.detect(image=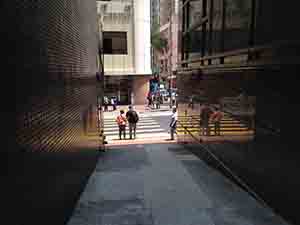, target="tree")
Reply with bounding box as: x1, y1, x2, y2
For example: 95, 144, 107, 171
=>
151, 20, 168, 52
